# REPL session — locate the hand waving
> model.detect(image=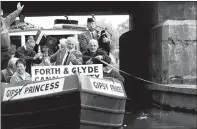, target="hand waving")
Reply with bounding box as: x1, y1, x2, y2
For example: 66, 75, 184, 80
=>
17, 2, 24, 11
